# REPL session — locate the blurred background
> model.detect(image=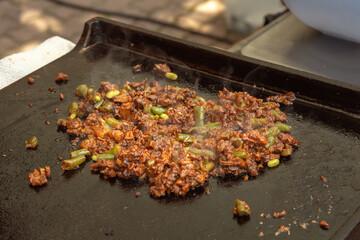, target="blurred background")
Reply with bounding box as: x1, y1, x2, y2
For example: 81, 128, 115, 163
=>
0, 0, 285, 58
